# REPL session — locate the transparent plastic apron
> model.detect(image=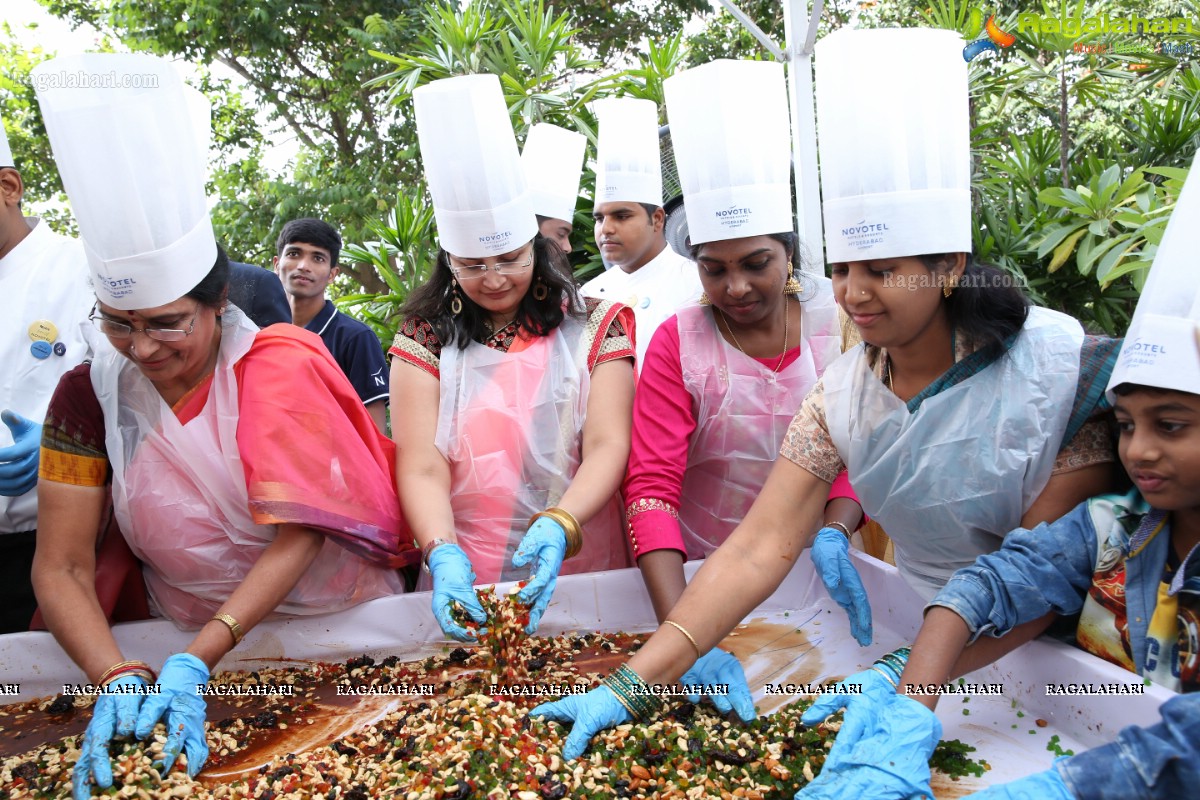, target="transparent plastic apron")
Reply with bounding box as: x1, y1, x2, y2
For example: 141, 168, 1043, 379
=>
92, 305, 401, 628
429, 314, 629, 587
676, 288, 842, 559
824, 307, 1084, 599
